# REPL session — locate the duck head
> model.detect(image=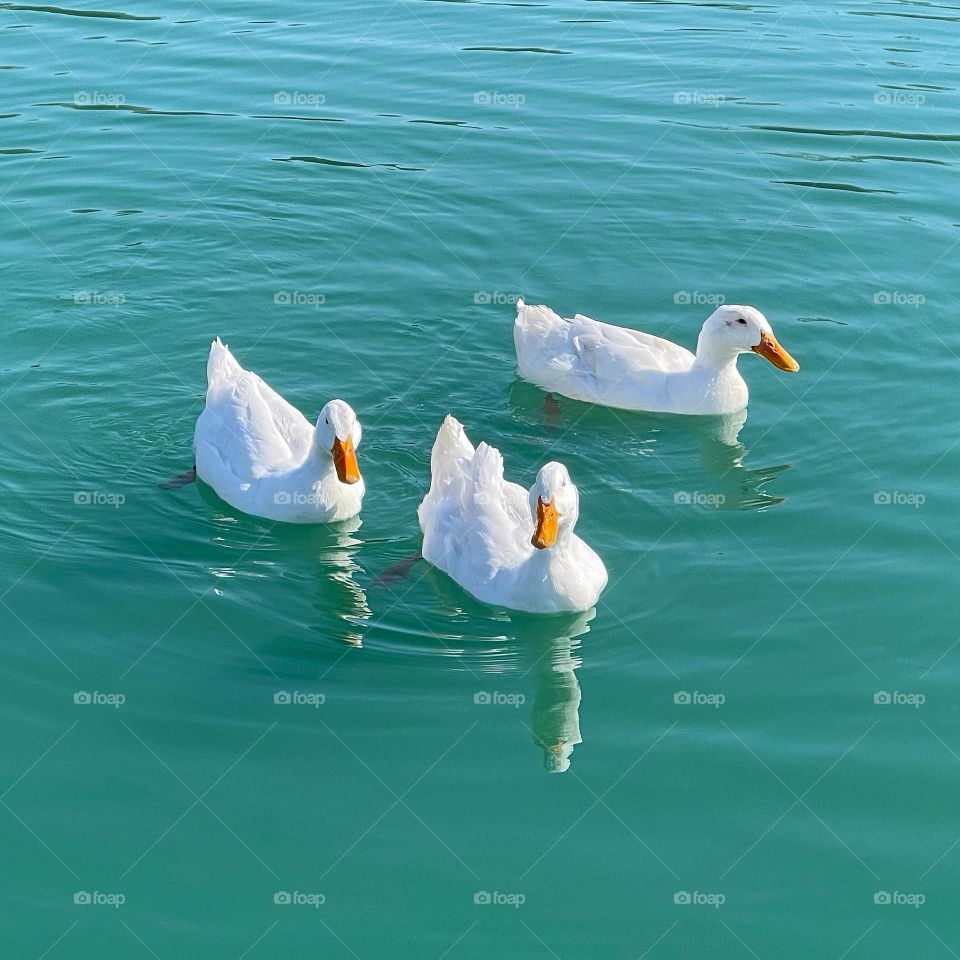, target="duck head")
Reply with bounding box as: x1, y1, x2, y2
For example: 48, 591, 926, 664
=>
697, 305, 799, 372
315, 400, 362, 485
529, 462, 579, 550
